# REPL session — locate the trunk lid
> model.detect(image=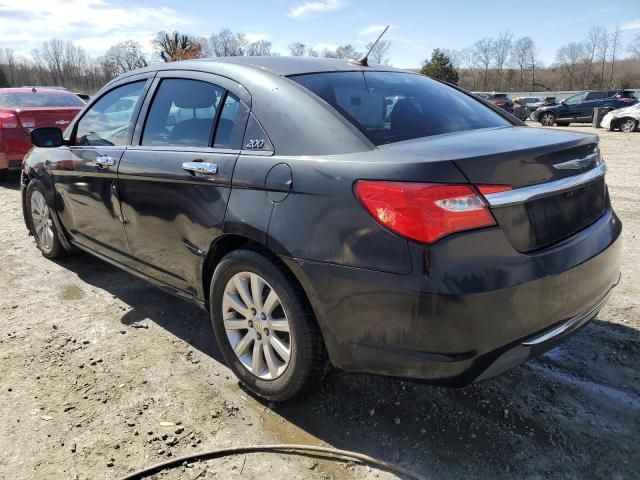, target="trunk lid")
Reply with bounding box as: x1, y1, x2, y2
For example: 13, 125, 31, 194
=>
14, 107, 81, 134
381, 126, 608, 252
